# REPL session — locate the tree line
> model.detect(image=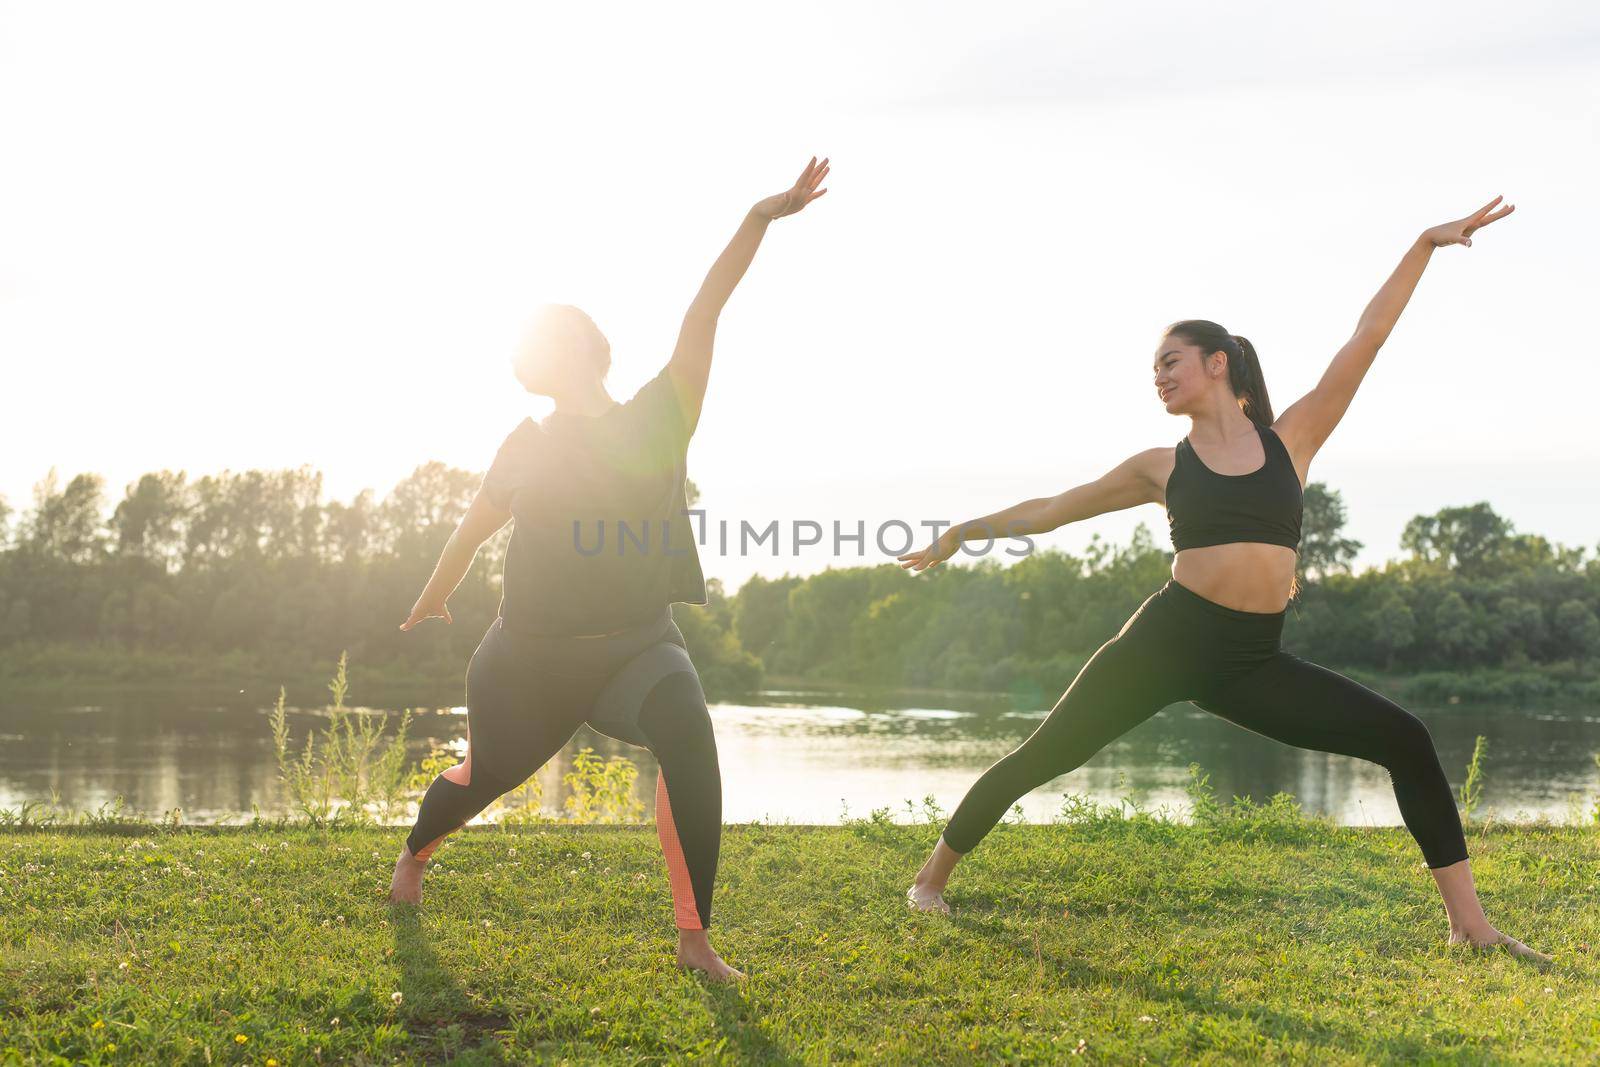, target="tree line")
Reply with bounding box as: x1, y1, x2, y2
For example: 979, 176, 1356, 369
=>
0, 462, 766, 697
1, 465, 1595, 703
735, 492, 1599, 703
